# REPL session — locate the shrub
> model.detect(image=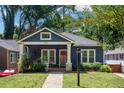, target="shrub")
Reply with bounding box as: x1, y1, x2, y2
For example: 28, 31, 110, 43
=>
92, 62, 102, 71
80, 62, 103, 71
81, 63, 93, 71
30, 63, 46, 72
100, 65, 112, 73
18, 53, 30, 73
